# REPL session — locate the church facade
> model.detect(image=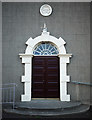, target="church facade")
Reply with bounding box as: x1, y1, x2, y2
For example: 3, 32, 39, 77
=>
2, 2, 91, 105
